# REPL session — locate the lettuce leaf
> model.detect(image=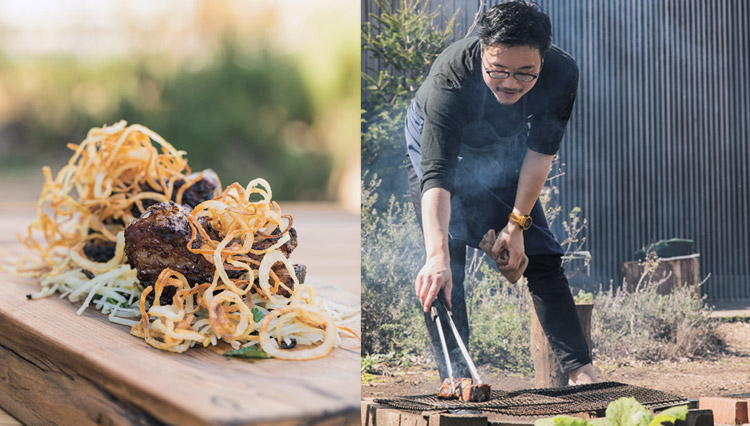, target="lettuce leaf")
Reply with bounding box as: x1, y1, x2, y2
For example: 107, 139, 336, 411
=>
535, 416, 594, 426
649, 406, 688, 426
533, 397, 687, 426
605, 397, 652, 426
